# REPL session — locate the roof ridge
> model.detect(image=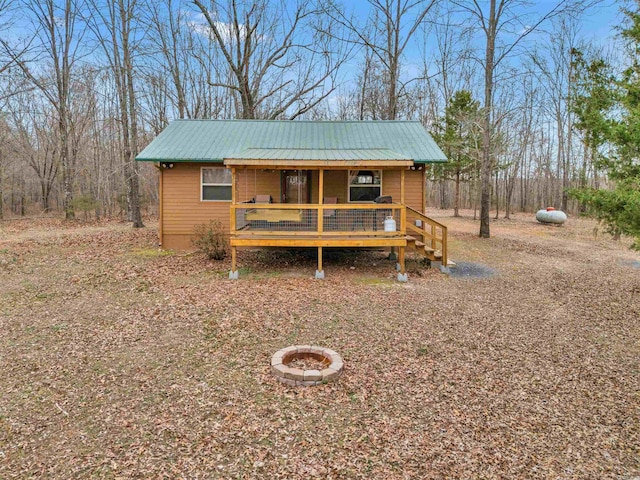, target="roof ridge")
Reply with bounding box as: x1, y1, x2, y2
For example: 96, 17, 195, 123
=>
242, 147, 394, 150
